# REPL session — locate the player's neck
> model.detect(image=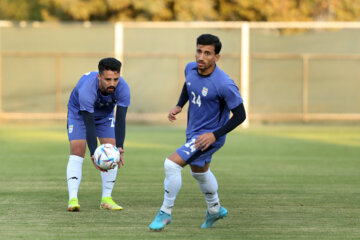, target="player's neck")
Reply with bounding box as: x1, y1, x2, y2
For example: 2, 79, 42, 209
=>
197, 65, 216, 77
